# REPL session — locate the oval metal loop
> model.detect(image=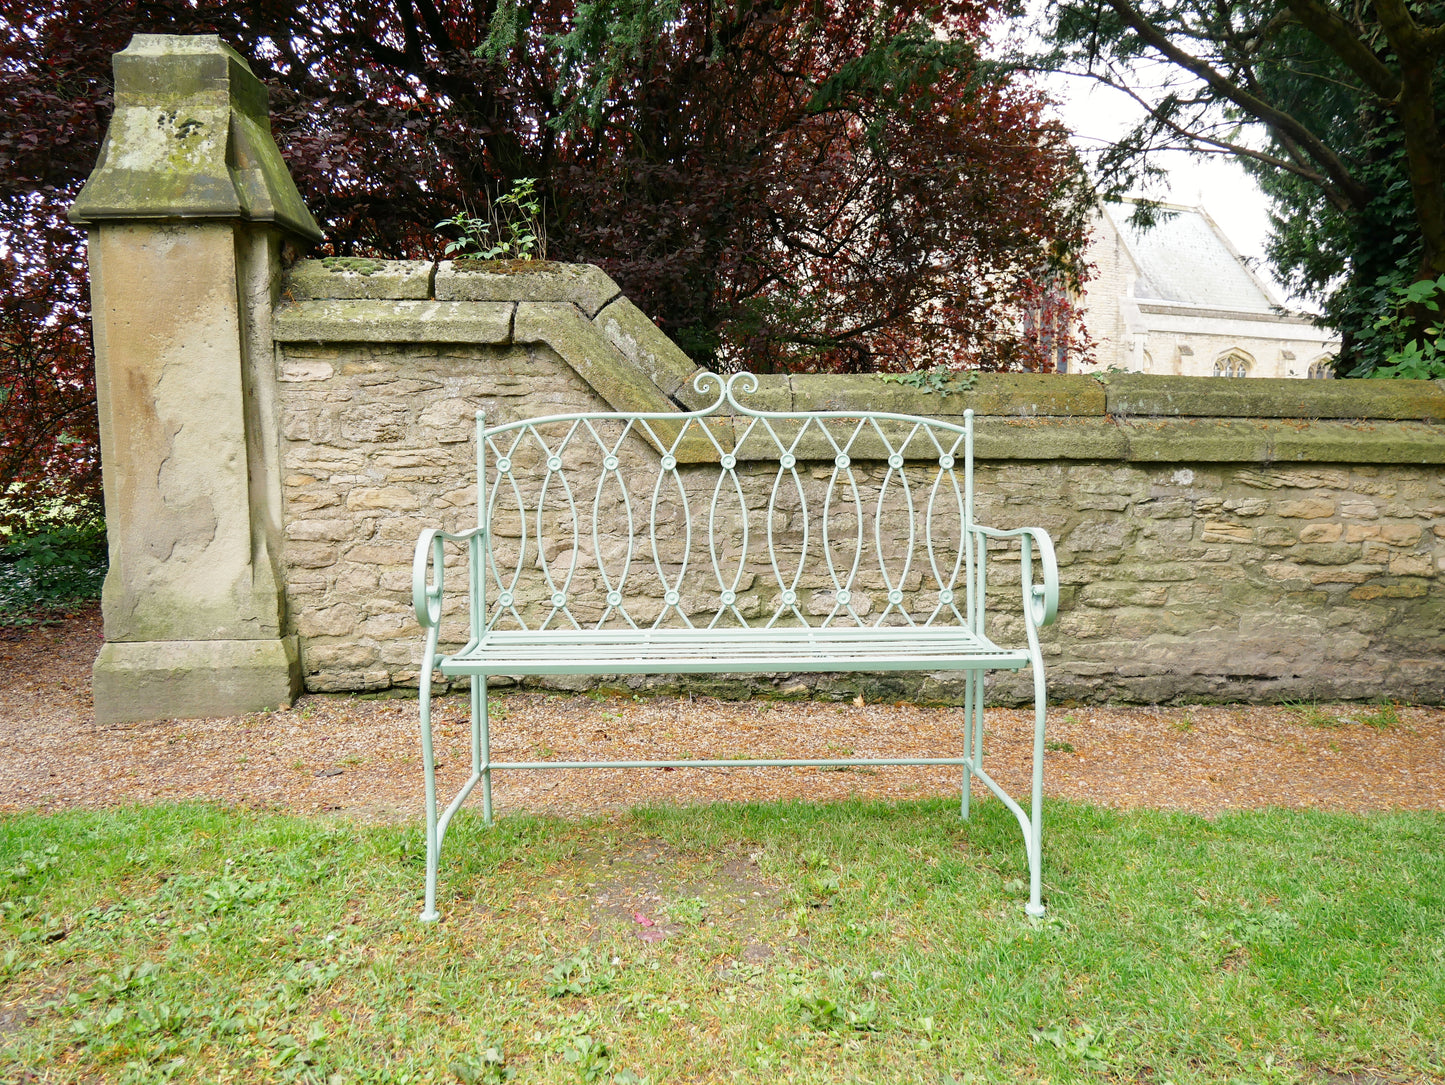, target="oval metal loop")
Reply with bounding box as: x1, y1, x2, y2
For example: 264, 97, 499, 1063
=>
412, 528, 445, 628
1026, 529, 1061, 627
